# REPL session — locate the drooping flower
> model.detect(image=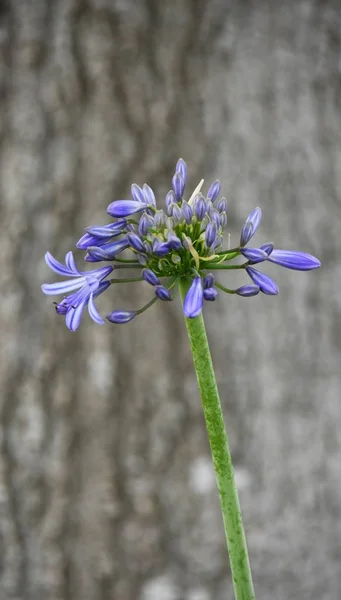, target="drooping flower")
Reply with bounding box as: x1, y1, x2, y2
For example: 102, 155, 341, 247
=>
41, 252, 113, 331
42, 159, 321, 329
